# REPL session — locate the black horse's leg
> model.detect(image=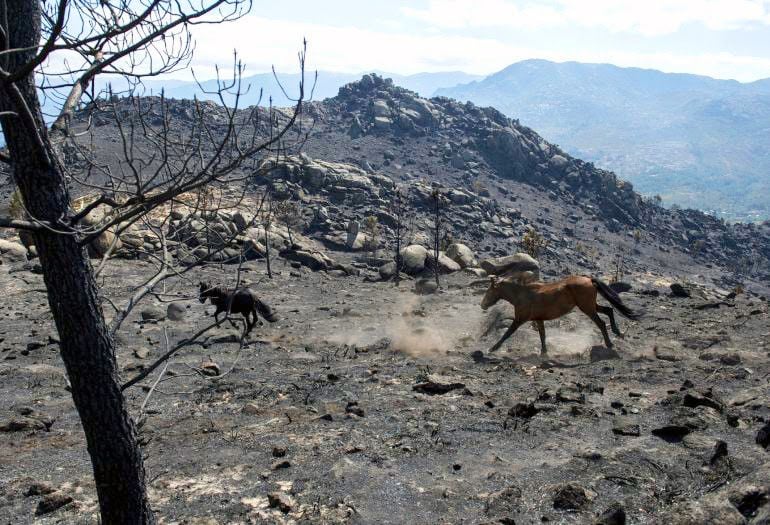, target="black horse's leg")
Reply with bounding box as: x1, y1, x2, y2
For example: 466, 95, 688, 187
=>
536, 320, 547, 354
589, 313, 613, 348
489, 318, 526, 353
597, 305, 622, 337
244, 311, 254, 334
